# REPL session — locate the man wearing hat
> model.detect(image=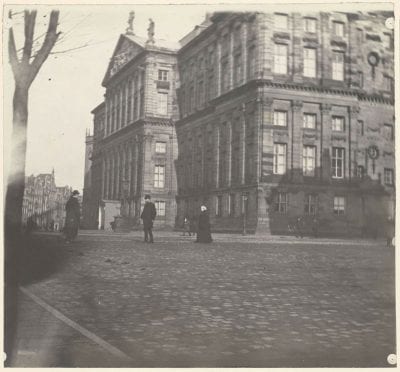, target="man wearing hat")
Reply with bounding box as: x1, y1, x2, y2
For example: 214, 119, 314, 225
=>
140, 194, 157, 243
64, 190, 81, 243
